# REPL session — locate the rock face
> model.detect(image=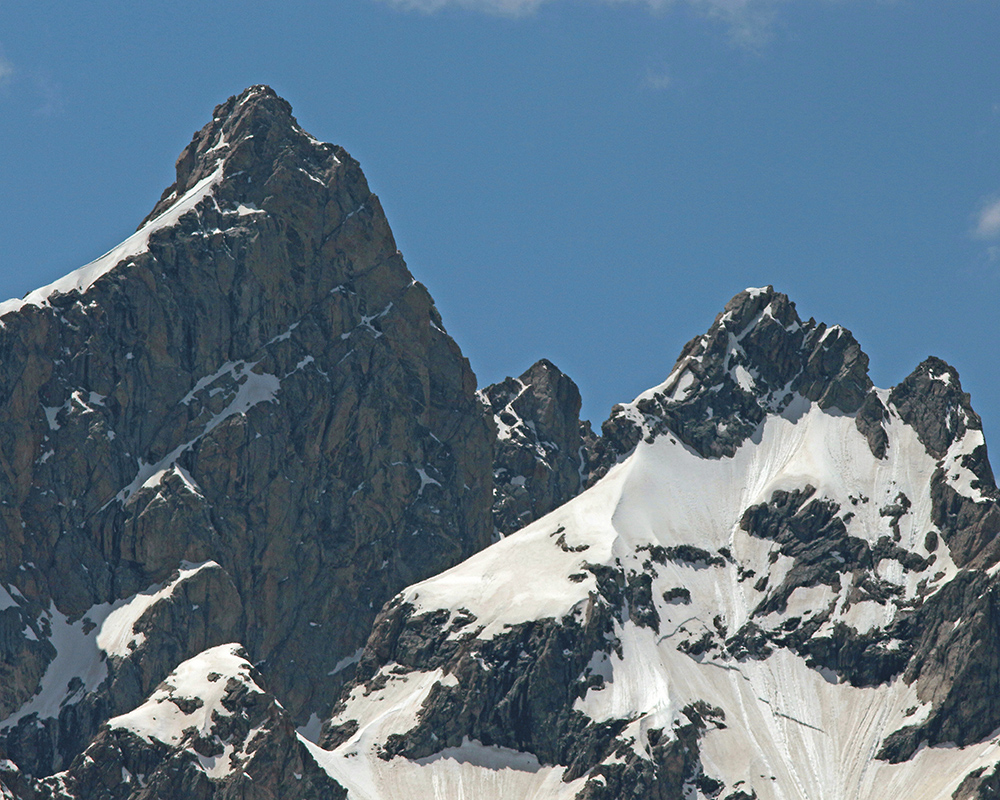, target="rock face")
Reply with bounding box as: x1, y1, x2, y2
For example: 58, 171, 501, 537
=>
481, 359, 598, 537
0, 85, 494, 790
5, 645, 347, 800
319, 288, 1000, 800
4, 90, 1000, 800
593, 286, 874, 473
